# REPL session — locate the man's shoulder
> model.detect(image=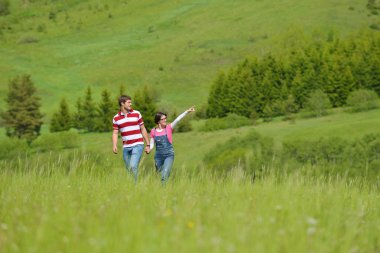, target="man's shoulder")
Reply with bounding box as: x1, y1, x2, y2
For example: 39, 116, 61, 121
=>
113, 112, 123, 121
130, 109, 141, 115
